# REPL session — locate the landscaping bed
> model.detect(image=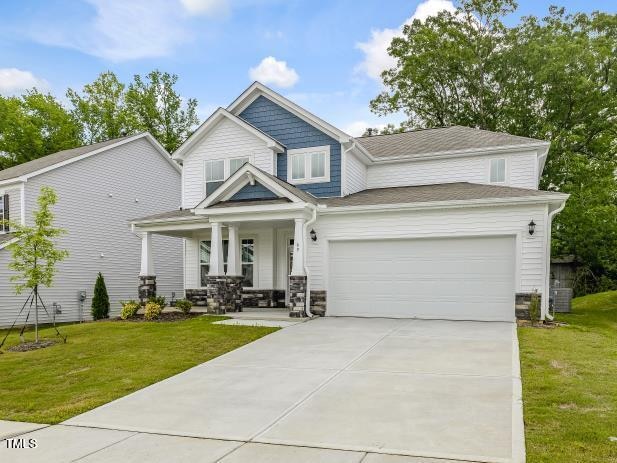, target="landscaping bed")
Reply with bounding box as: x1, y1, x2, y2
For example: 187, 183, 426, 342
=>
518, 290, 617, 462
112, 312, 202, 322
0, 315, 278, 424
